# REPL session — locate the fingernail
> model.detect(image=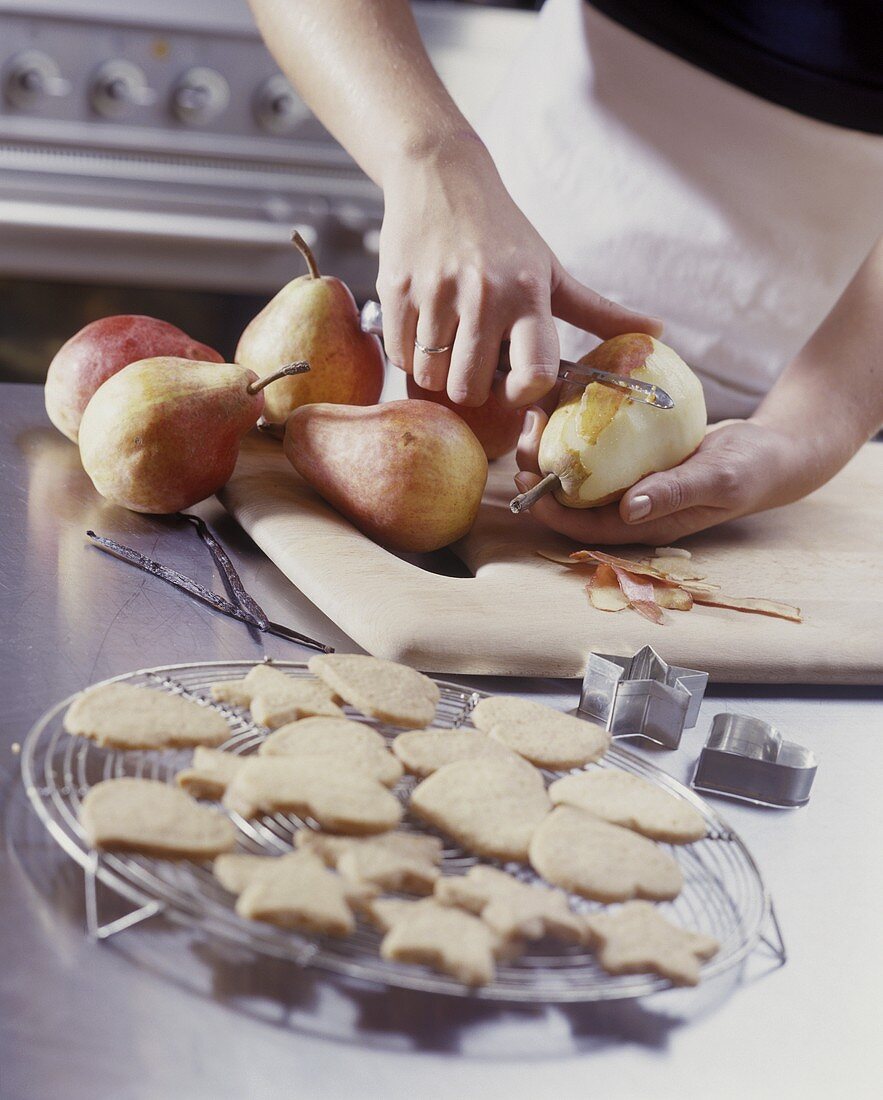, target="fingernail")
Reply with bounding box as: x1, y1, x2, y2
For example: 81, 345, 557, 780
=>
523, 409, 541, 435
626, 494, 652, 522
